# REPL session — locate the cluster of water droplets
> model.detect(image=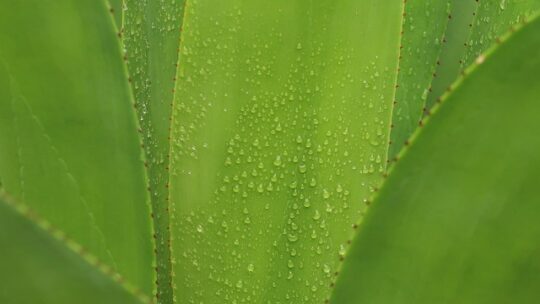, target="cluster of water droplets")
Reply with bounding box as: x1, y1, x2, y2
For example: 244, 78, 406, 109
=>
167, 2, 392, 303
